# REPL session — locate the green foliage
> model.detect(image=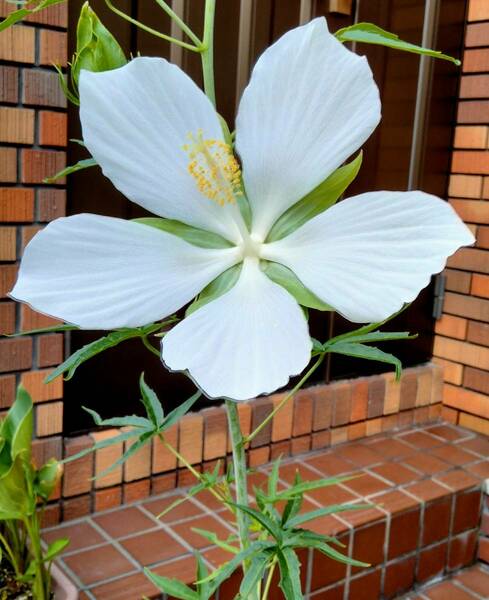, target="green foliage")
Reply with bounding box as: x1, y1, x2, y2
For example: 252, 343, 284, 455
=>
6, 323, 79, 337
335, 22, 461, 65
43, 157, 97, 184
0, 0, 65, 32
64, 374, 200, 479
266, 152, 363, 242
45, 320, 175, 383
0, 387, 66, 599
134, 217, 233, 250
186, 264, 242, 316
